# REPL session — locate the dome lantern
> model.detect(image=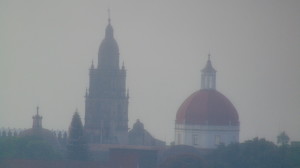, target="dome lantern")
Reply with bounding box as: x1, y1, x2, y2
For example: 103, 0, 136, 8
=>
175, 55, 239, 149
32, 106, 42, 129
201, 54, 216, 90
